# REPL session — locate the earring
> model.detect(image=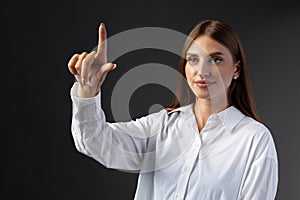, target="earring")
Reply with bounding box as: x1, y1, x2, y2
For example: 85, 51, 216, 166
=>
233, 76, 238, 80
